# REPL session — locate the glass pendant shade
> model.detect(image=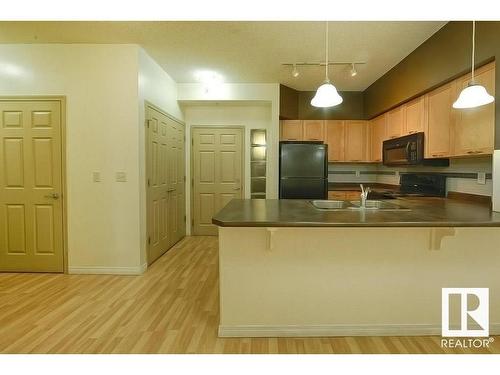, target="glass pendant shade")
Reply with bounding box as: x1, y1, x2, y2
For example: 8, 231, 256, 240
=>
311, 80, 343, 108
452, 83, 494, 109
